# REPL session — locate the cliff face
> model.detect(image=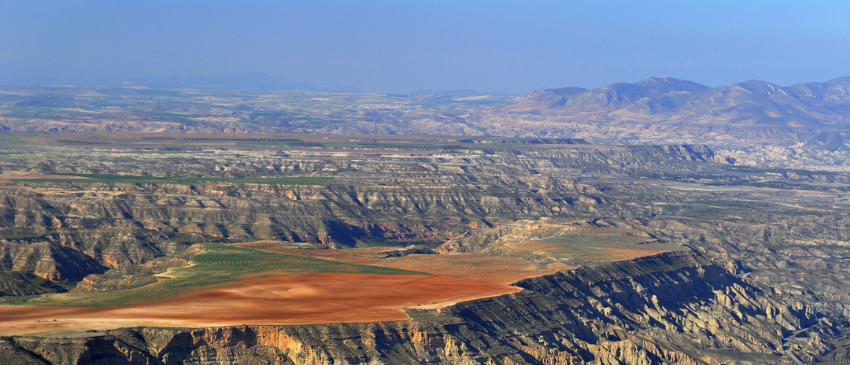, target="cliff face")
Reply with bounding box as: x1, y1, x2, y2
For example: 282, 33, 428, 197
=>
447, 252, 808, 364
0, 272, 66, 297
1, 252, 822, 364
